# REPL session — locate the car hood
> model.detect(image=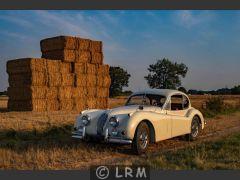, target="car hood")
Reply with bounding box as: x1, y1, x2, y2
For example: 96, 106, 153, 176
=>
107, 105, 156, 116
